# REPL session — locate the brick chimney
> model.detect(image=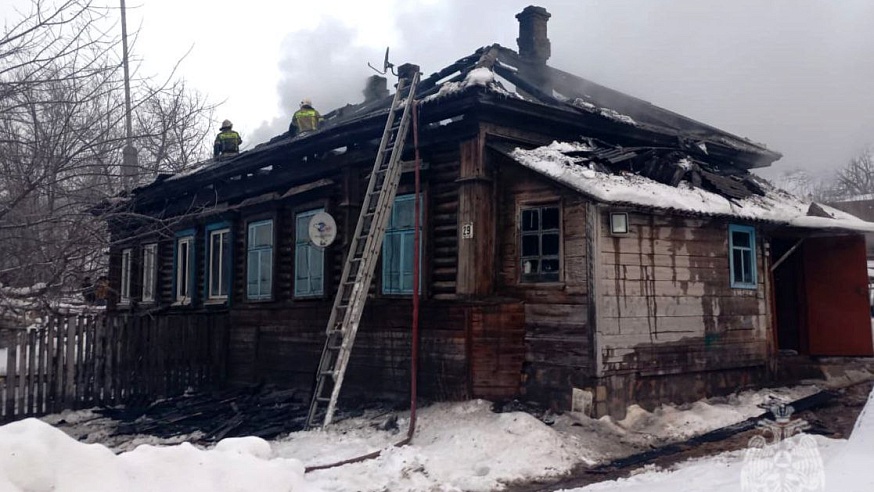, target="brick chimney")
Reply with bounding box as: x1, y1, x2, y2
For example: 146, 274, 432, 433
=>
516, 6, 551, 65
